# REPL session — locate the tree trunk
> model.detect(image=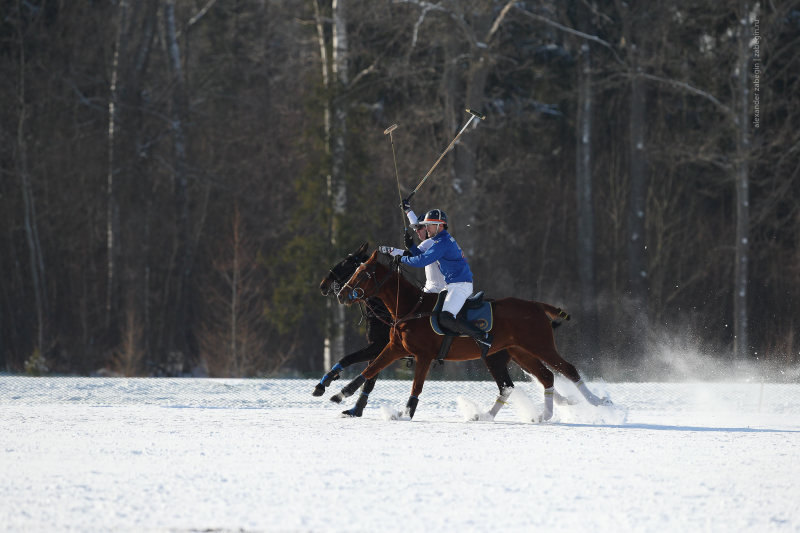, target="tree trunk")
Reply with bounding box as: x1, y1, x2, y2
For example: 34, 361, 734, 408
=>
315, 0, 348, 369
106, 0, 156, 367
452, 2, 514, 256
575, 34, 598, 362
15, 0, 47, 353
734, 0, 752, 361
626, 37, 649, 357
165, 0, 192, 366
106, 0, 127, 329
